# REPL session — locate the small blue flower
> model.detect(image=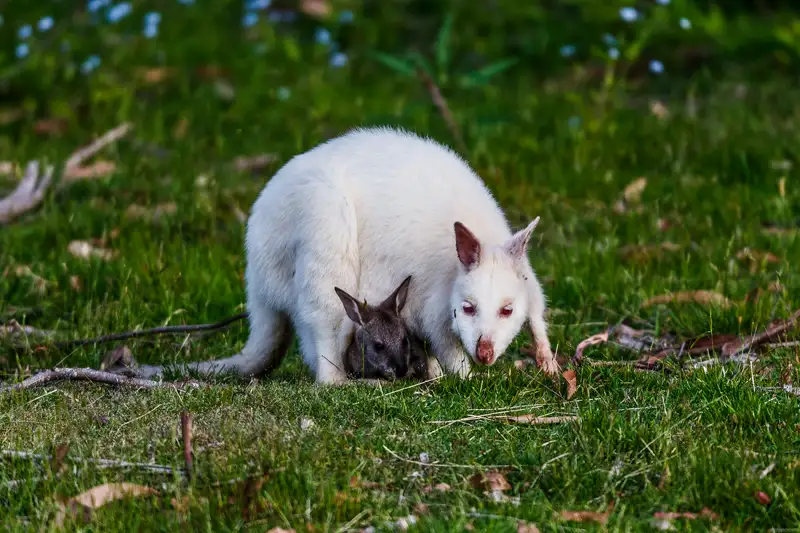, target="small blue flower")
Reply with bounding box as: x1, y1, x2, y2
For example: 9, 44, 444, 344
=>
559, 44, 576, 58
16, 43, 29, 59
18, 24, 32, 39
655, 0, 670, 4
602, 33, 617, 47
567, 116, 582, 130
247, 0, 271, 9
88, 0, 110, 13
619, 7, 638, 22
107, 2, 132, 23
679, 17, 691, 29
143, 23, 158, 38
339, 10, 354, 23
38, 17, 54, 32
608, 48, 620, 60
315, 27, 331, 45
330, 52, 348, 68
144, 12, 161, 25
649, 59, 664, 74
277, 87, 291, 100
81, 55, 101, 74
243, 12, 258, 27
